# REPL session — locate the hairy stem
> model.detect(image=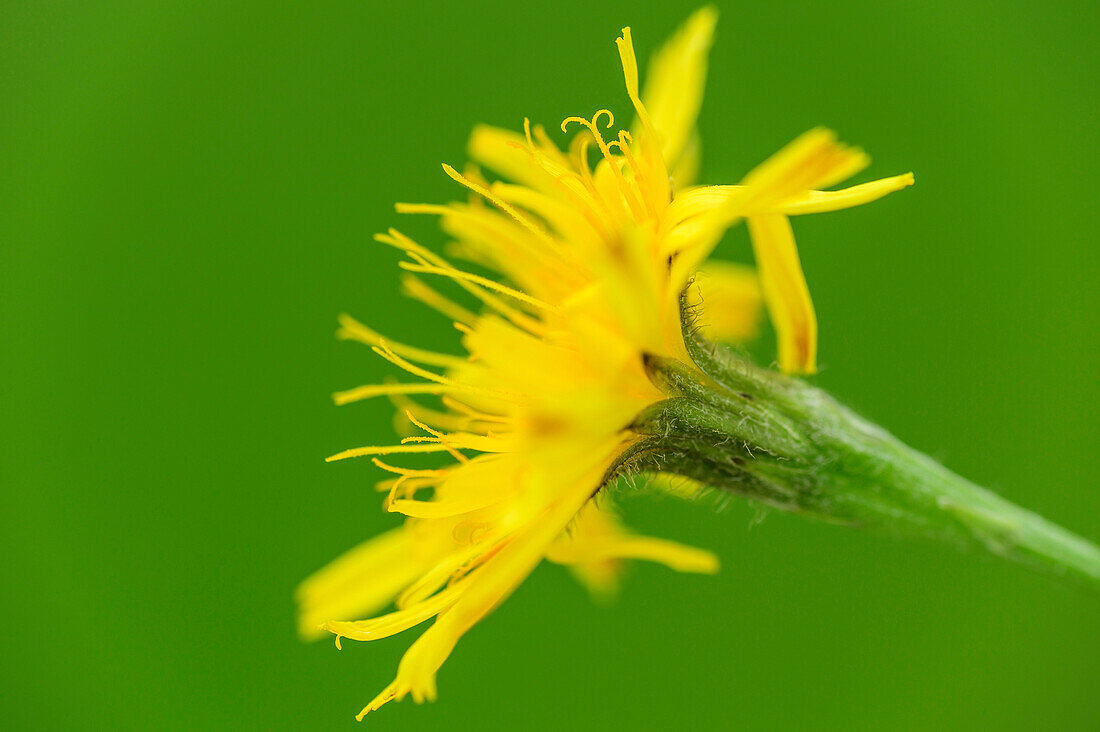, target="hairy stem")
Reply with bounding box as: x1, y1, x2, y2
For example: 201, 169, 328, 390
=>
621, 320, 1100, 591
